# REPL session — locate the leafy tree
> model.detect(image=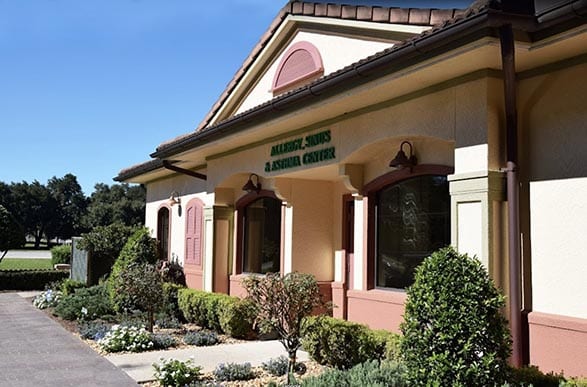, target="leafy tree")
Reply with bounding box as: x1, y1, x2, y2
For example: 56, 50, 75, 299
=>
46, 174, 88, 240
242, 272, 328, 383
10, 180, 57, 248
113, 263, 164, 332
0, 205, 25, 262
82, 183, 145, 229
400, 247, 511, 386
